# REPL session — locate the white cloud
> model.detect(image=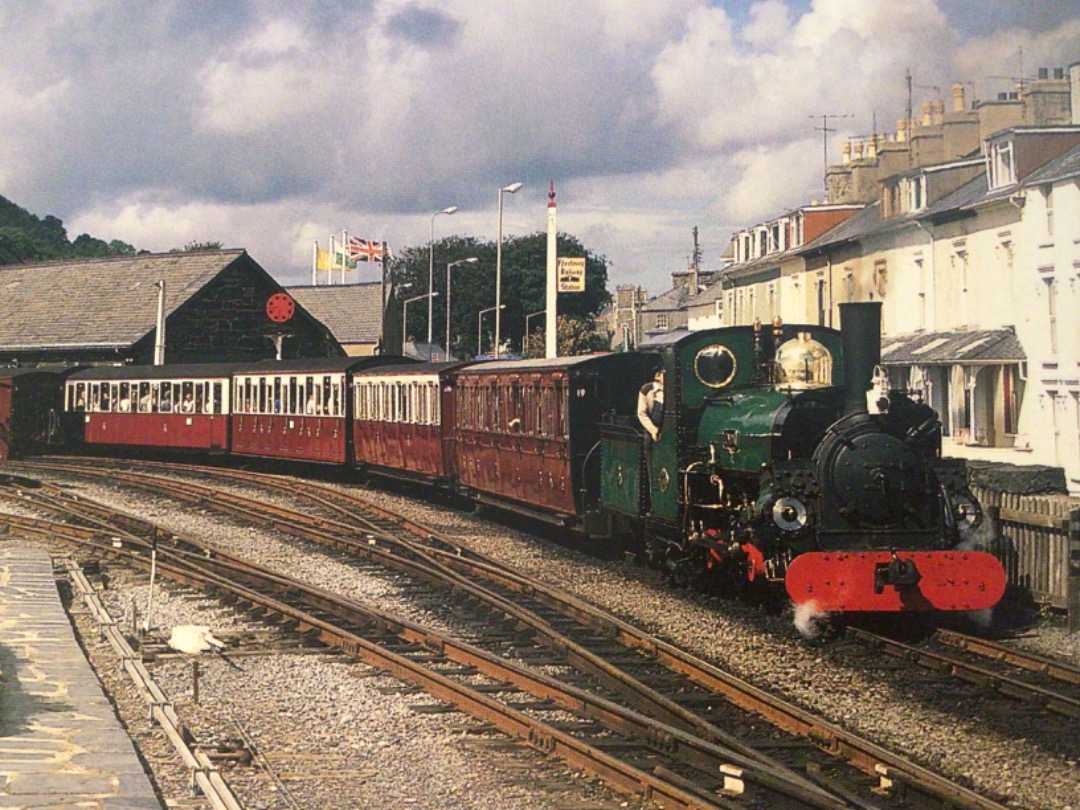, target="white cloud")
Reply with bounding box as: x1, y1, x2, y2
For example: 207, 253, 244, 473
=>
2, 0, 1078, 296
